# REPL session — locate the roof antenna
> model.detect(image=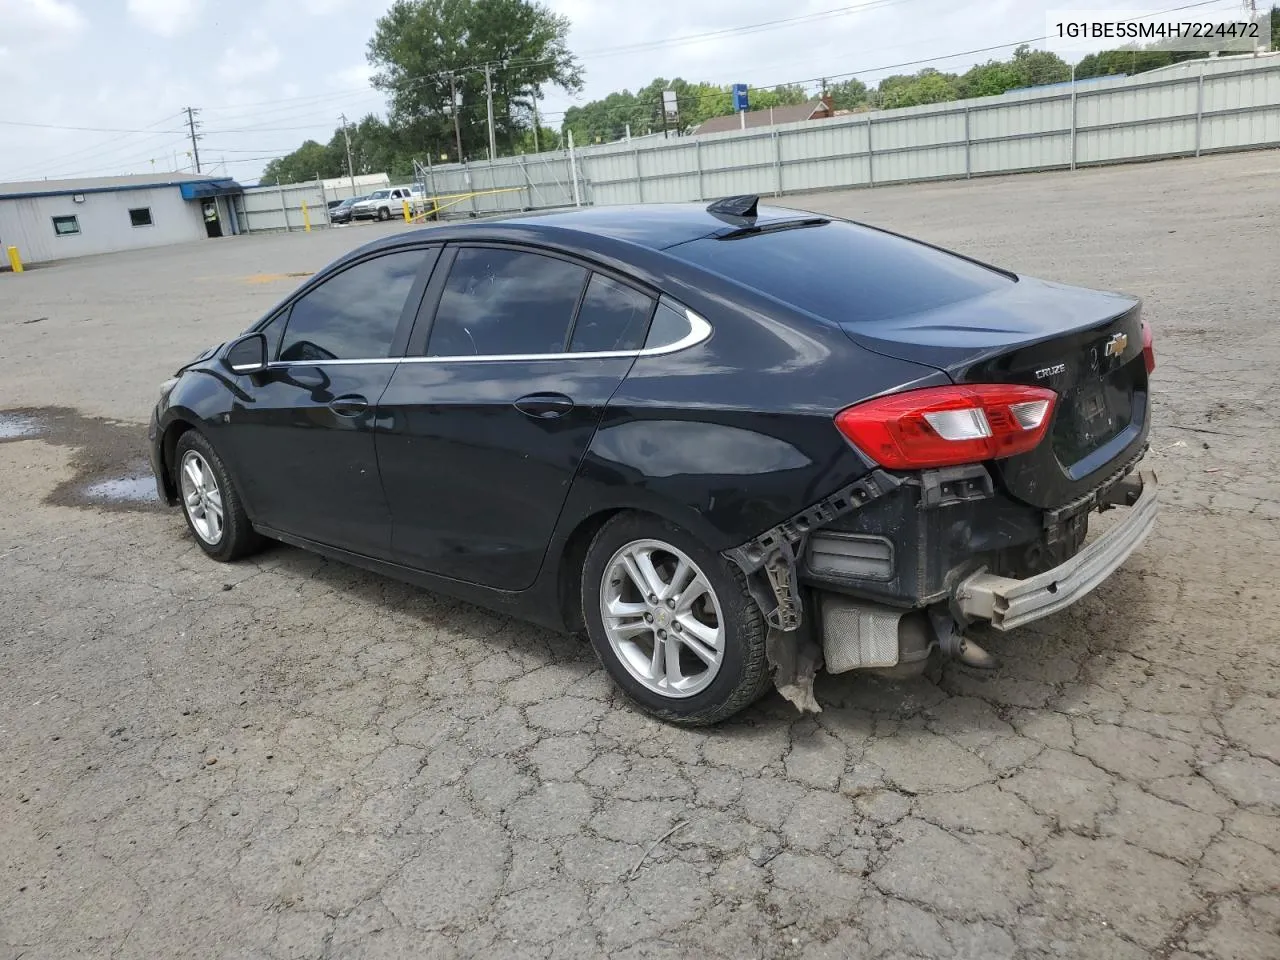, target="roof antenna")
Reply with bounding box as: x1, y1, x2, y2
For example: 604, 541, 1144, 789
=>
706, 195, 758, 219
